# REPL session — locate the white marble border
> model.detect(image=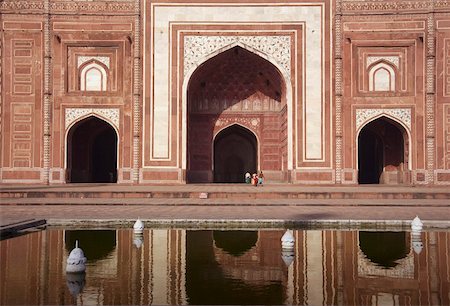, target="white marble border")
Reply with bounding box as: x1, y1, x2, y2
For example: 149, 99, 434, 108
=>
146, 3, 326, 166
